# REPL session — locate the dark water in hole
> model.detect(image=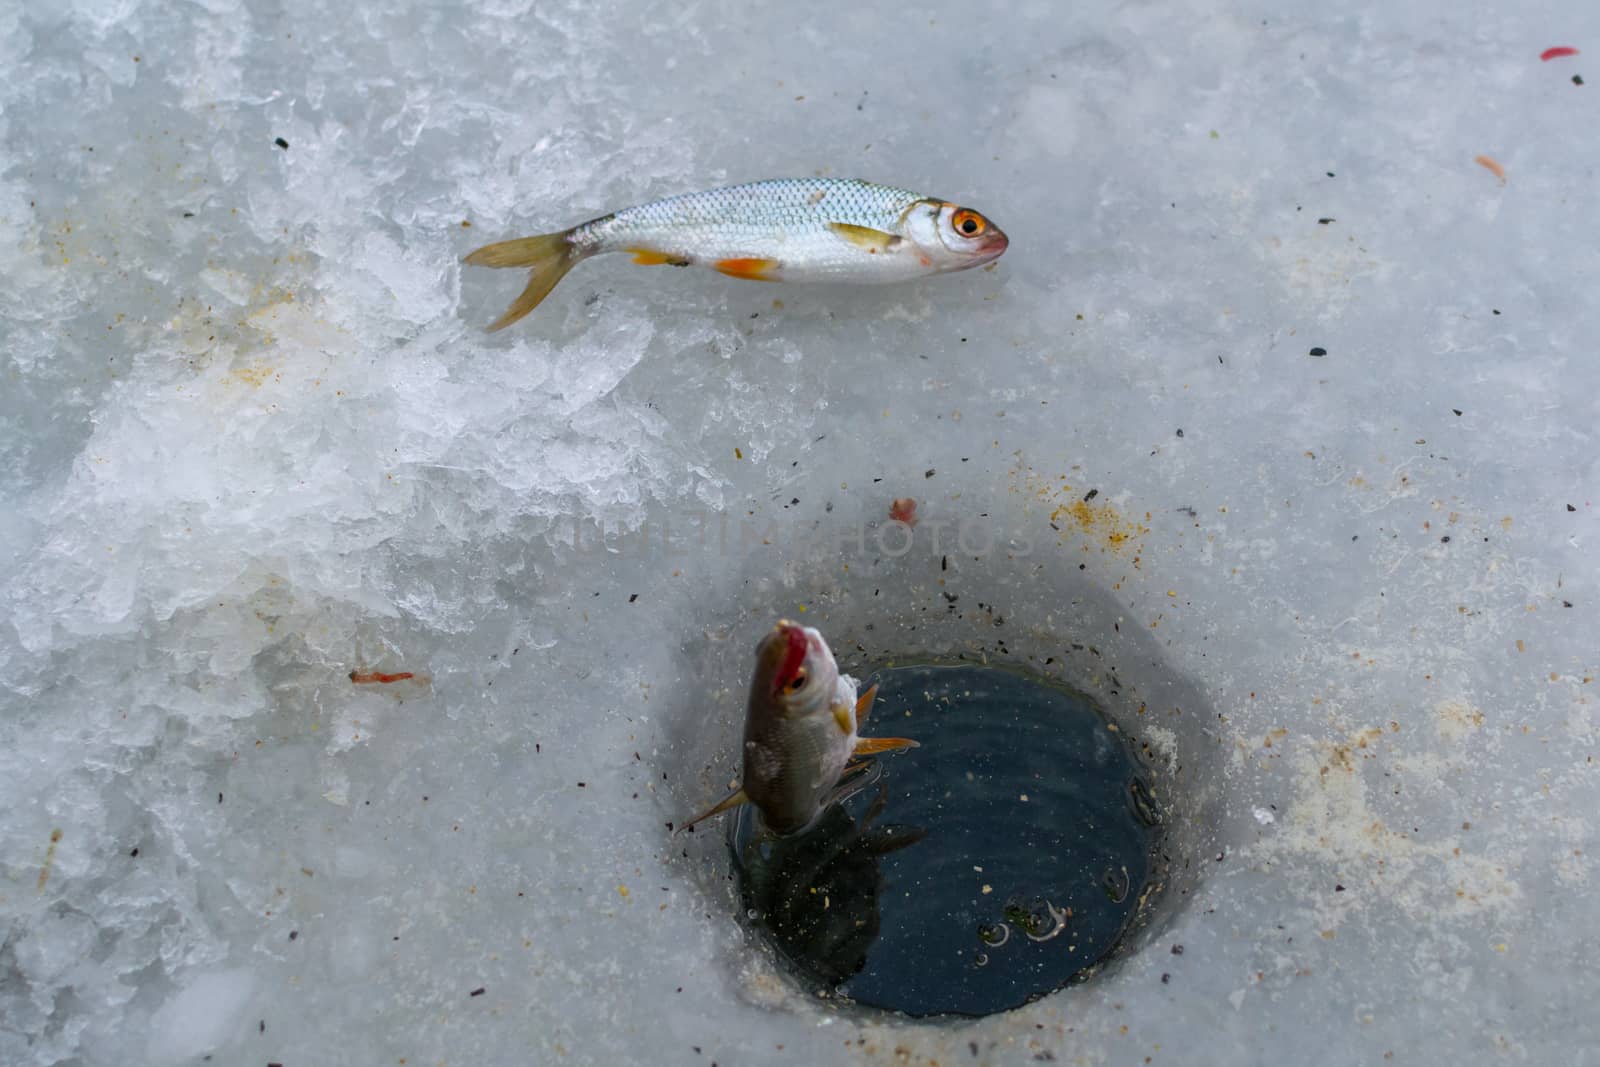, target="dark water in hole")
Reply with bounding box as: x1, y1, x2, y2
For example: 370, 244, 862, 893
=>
729, 663, 1162, 1017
